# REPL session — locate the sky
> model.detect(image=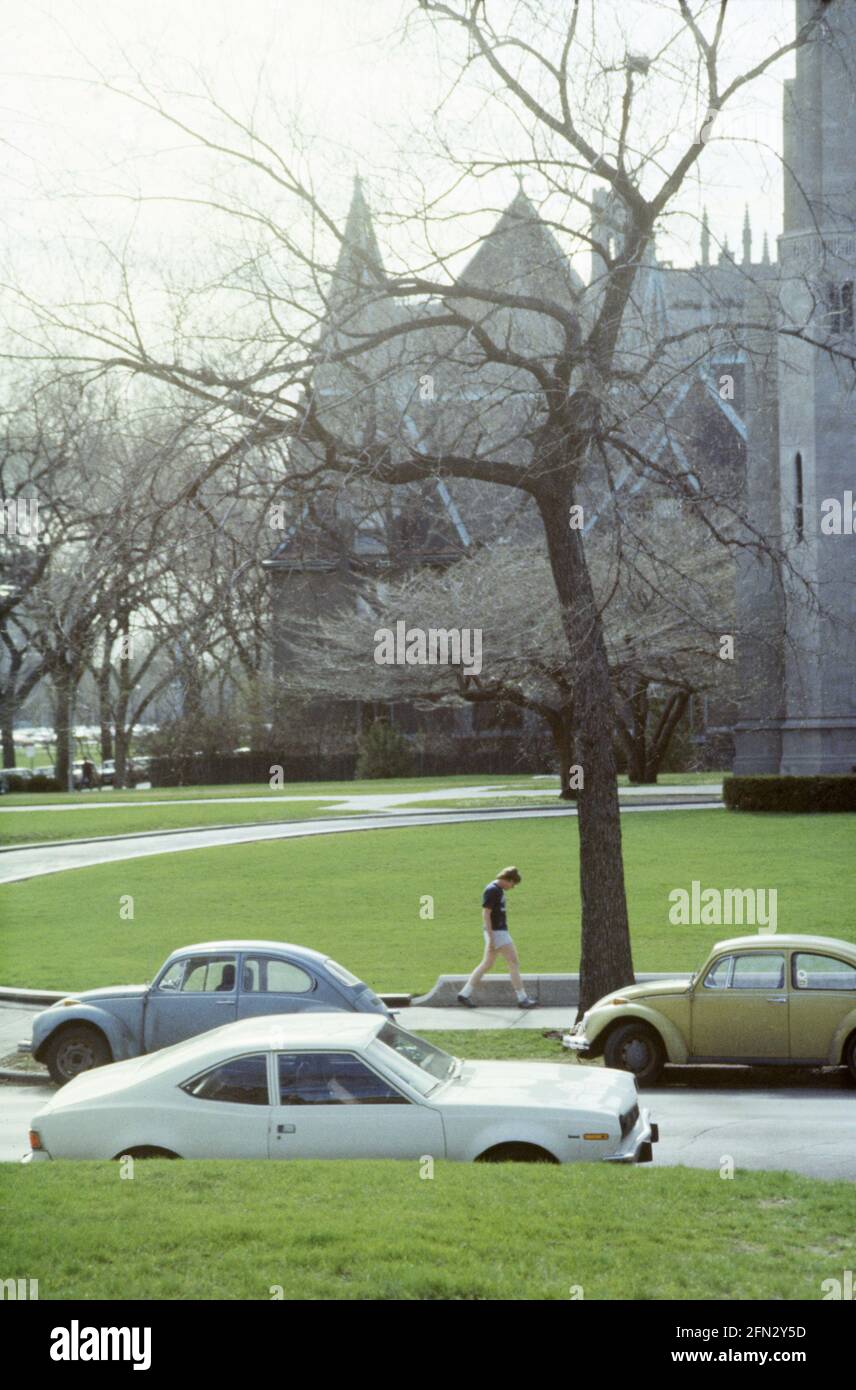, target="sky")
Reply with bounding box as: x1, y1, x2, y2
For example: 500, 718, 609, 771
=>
0, 0, 798, 333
